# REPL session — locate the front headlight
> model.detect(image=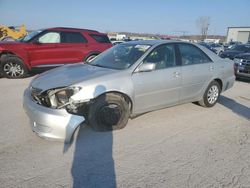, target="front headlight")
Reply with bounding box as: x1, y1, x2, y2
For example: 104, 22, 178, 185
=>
234, 58, 243, 65
55, 87, 81, 105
